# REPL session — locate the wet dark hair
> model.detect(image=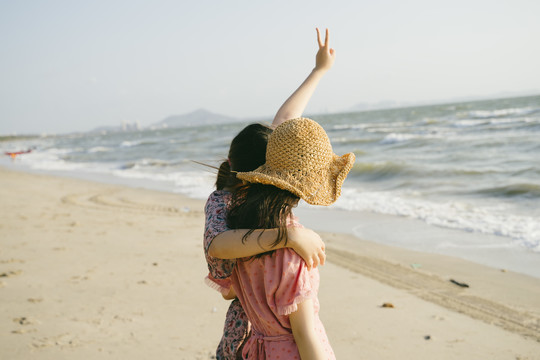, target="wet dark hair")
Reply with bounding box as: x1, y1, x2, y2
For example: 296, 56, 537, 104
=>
227, 183, 300, 255
216, 123, 273, 190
